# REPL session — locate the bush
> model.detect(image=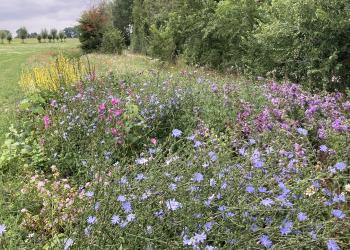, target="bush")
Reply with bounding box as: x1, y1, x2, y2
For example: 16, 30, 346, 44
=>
78, 4, 111, 53
252, 0, 350, 91
101, 28, 124, 54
